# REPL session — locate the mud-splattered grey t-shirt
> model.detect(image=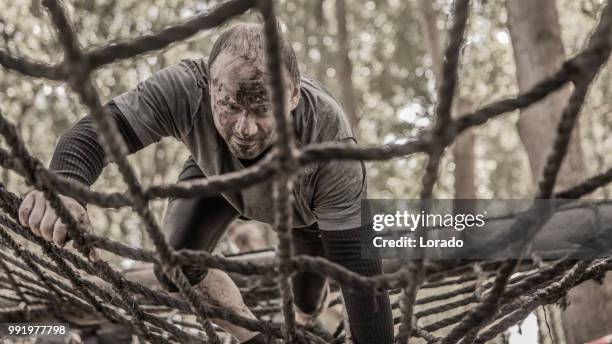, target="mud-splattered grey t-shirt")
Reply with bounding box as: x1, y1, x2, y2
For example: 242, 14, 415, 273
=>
114, 58, 365, 231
